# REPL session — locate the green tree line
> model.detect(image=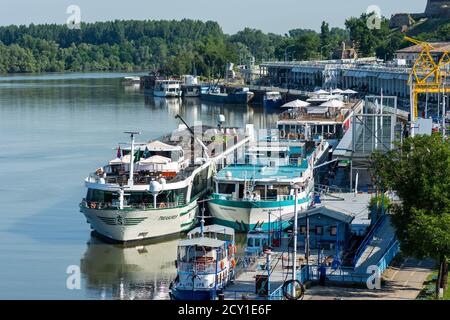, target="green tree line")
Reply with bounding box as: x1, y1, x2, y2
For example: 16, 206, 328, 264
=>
0, 15, 448, 75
